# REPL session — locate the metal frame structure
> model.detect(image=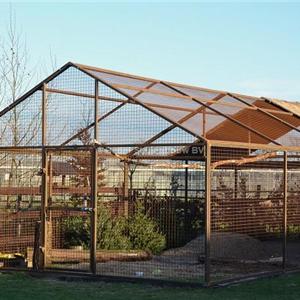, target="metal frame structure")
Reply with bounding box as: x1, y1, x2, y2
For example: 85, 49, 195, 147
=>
0, 62, 300, 286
